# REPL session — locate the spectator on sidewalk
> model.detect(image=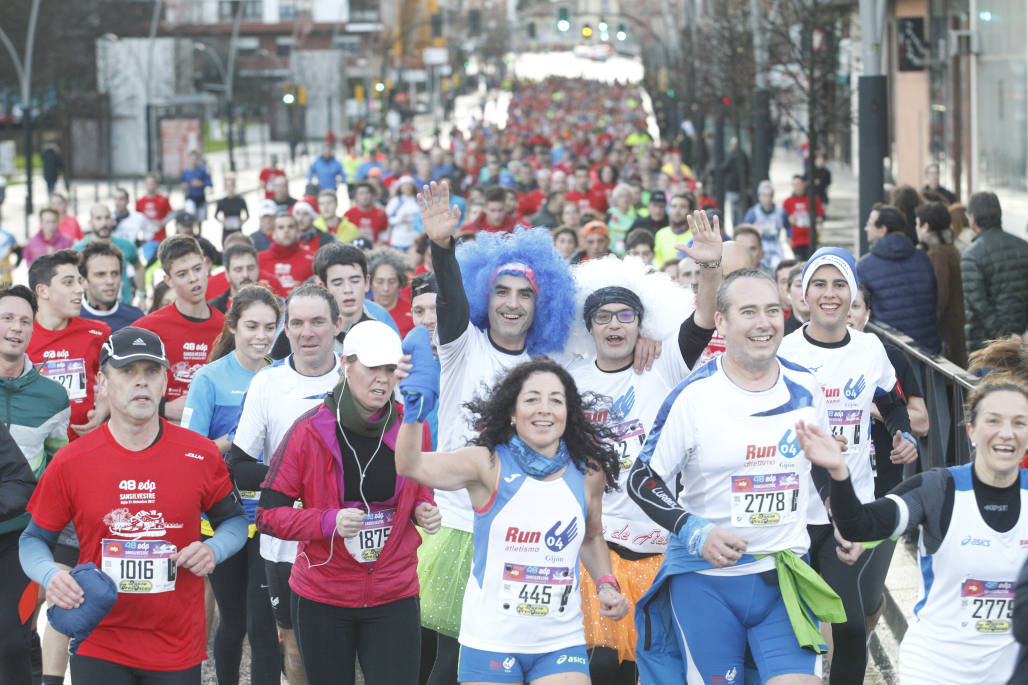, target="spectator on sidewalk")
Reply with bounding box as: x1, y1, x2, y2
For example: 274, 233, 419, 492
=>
889, 184, 923, 245
742, 181, 790, 271
307, 143, 345, 192
949, 203, 976, 253
857, 204, 942, 353
259, 154, 286, 199
922, 163, 957, 205
811, 153, 832, 206
782, 174, 824, 261
24, 208, 74, 267
41, 141, 65, 195
49, 192, 83, 242
718, 137, 749, 228
136, 172, 173, 242
181, 150, 213, 222
915, 202, 967, 367
960, 191, 1028, 353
